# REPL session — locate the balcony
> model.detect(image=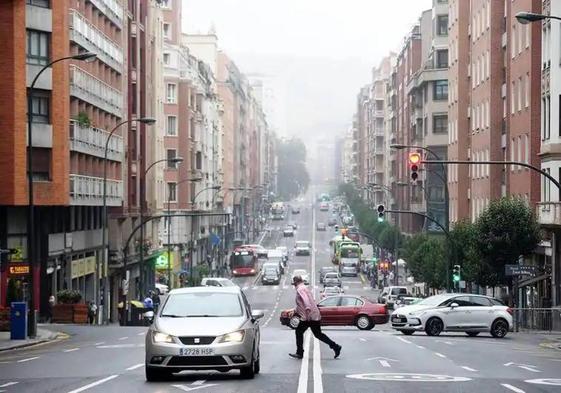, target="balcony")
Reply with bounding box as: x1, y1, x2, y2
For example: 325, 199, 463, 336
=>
70, 65, 123, 117
89, 0, 124, 29
69, 10, 123, 73
69, 120, 123, 161
537, 202, 561, 227
69, 174, 122, 206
